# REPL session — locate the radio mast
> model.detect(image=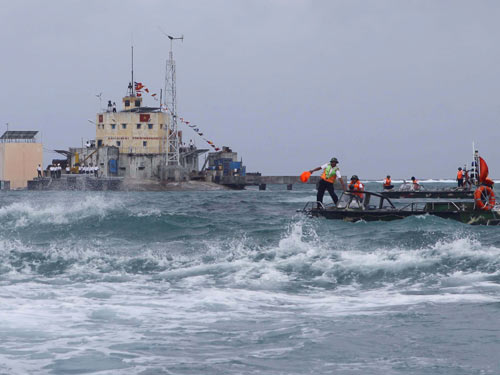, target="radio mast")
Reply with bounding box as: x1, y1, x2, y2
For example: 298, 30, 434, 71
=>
162, 33, 184, 166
